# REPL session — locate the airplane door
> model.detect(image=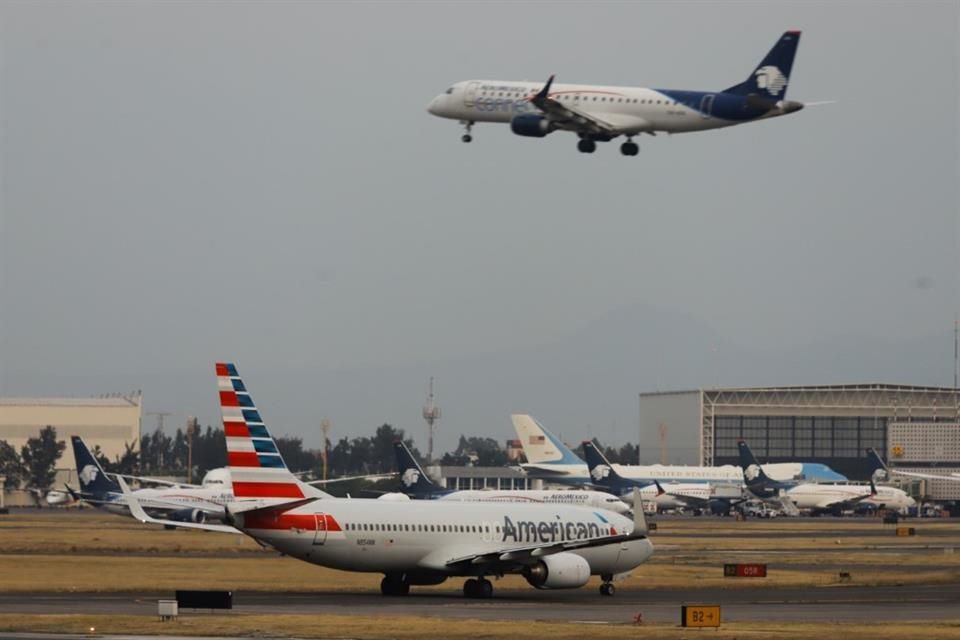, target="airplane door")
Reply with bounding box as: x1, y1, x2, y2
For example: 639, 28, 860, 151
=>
464, 82, 480, 108
699, 94, 714, 119
313, 514, 327, 545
